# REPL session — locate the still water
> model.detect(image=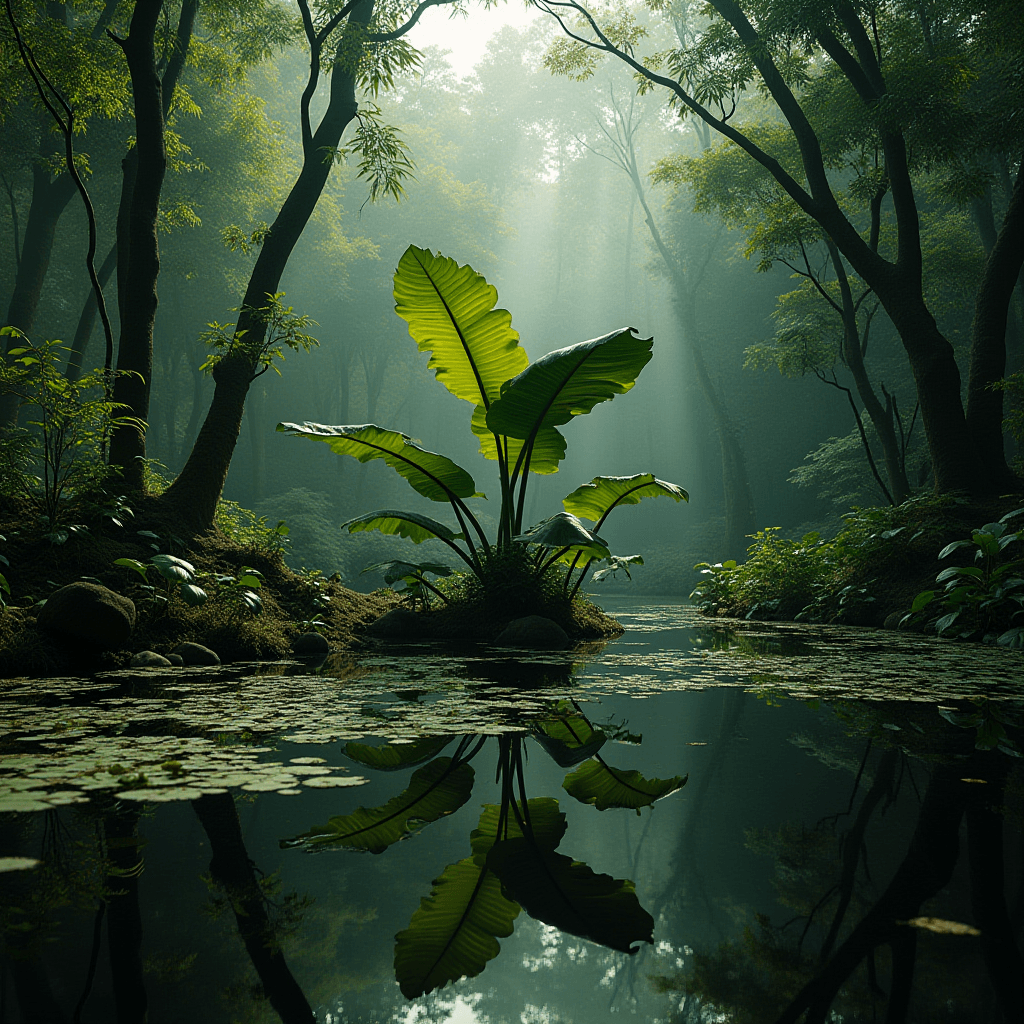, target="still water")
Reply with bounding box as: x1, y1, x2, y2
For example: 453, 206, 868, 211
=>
1, 599, 1022, 1024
